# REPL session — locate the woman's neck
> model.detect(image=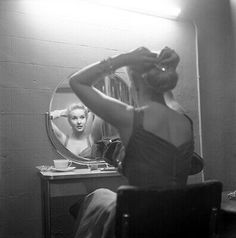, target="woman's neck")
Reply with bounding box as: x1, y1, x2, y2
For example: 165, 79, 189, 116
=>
137, 90, 166, 107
